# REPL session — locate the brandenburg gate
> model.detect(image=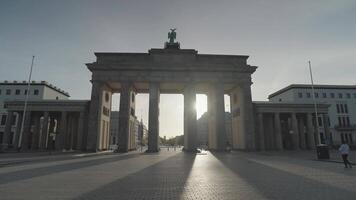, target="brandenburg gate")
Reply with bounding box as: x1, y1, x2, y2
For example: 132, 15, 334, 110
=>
86, 30, 257, 152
